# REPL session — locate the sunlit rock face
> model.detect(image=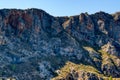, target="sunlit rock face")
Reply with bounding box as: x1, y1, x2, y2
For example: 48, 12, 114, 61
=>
0, 9, 120, 80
